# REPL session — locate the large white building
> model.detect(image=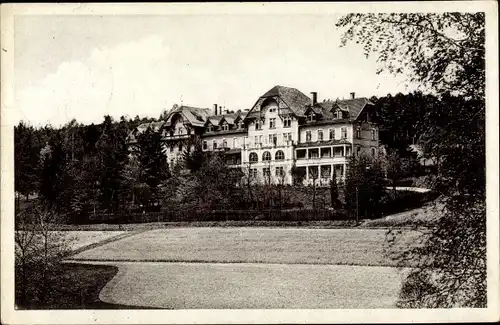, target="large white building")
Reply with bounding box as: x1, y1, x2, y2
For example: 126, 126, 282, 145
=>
128, 85, 381, 185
